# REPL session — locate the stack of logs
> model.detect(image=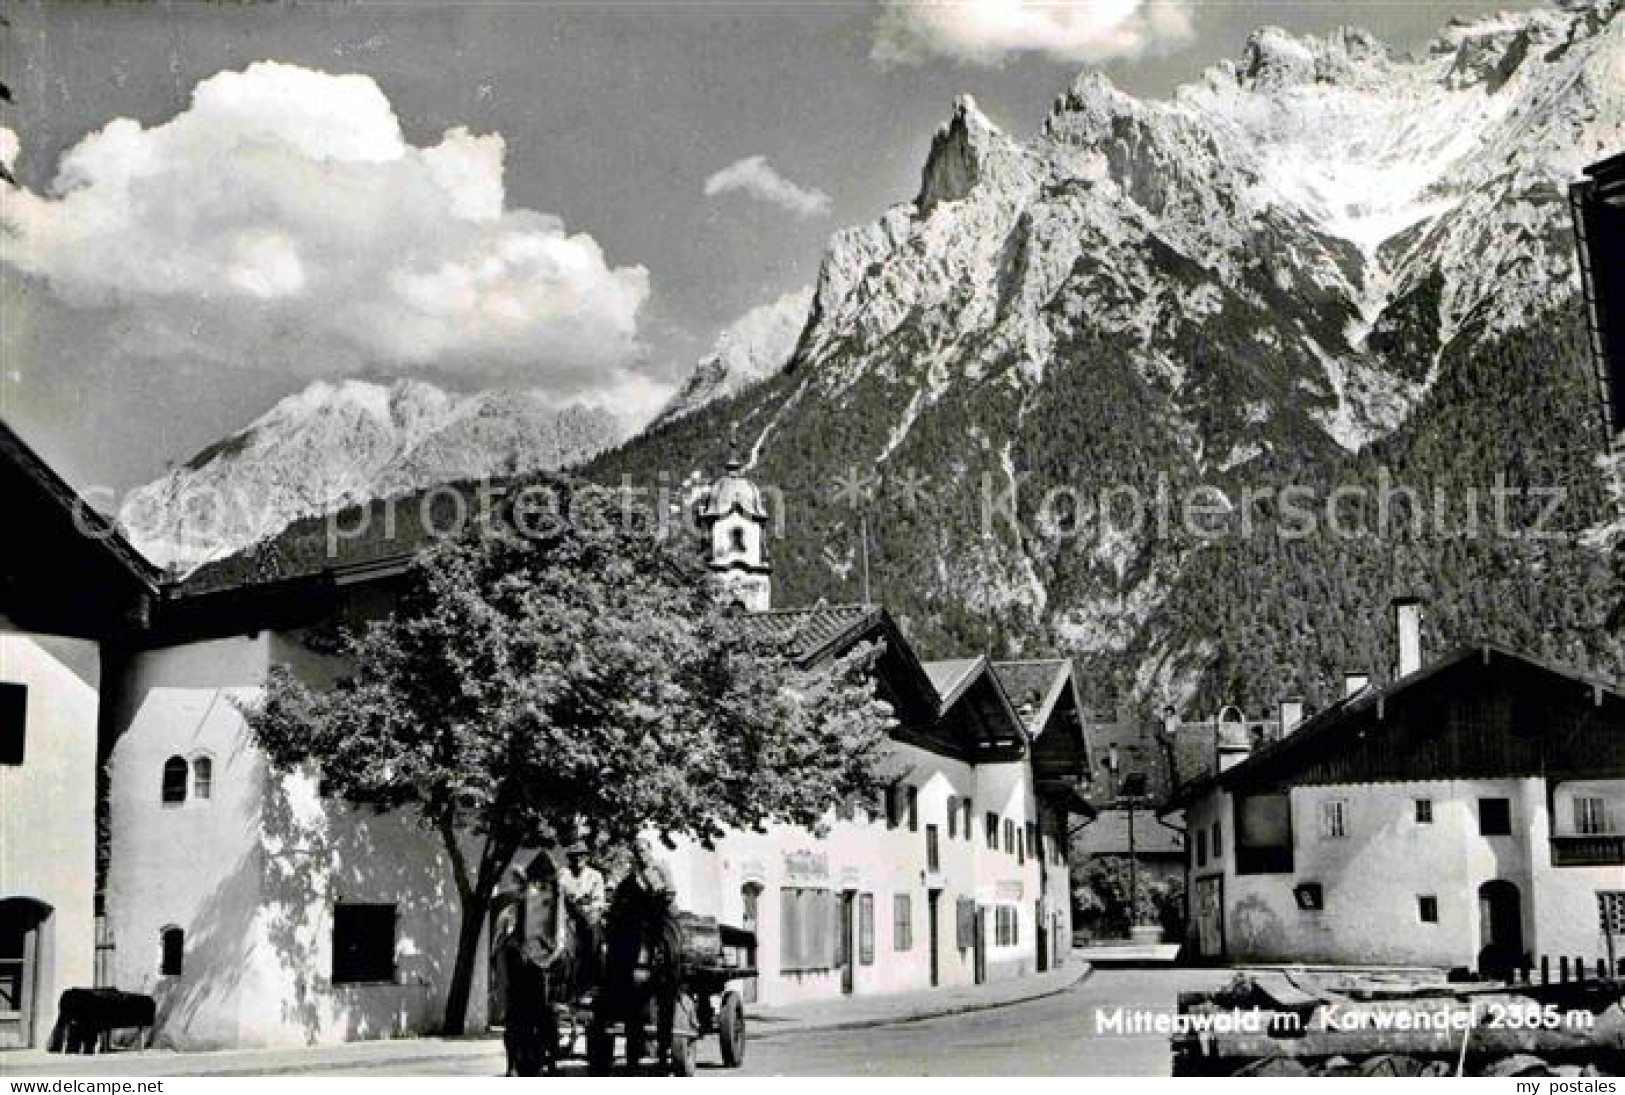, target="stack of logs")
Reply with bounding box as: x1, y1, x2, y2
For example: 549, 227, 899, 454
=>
1172, 968, 1624, 1077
